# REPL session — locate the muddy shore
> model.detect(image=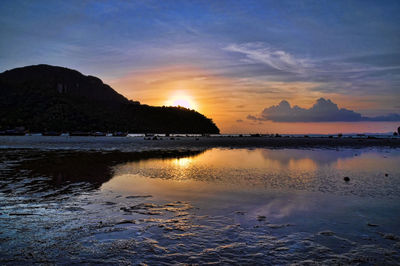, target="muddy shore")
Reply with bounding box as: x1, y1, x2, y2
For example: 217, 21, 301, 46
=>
0, 135, 399, 152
